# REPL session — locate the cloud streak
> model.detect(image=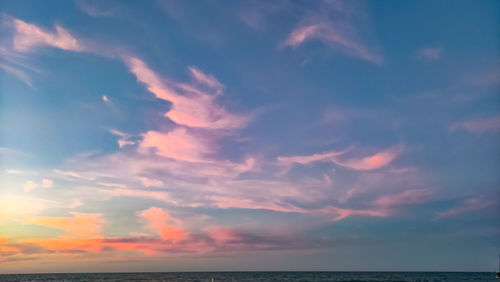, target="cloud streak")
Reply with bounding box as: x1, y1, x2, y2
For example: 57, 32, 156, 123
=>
283, 21, 382, 64
124, 56, 249, 130
12, 19, 84, 52
278, 146, 402, 171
